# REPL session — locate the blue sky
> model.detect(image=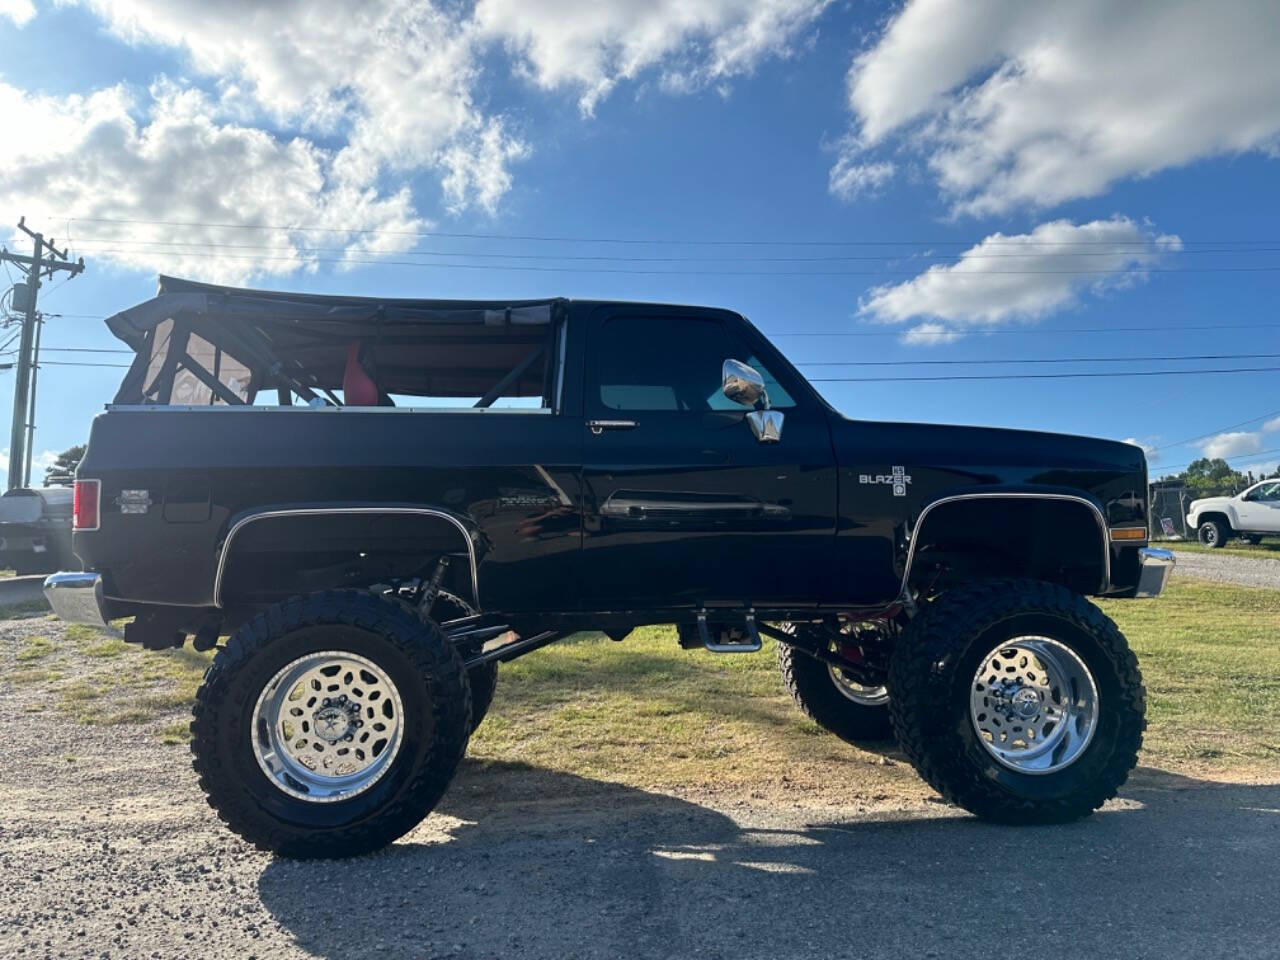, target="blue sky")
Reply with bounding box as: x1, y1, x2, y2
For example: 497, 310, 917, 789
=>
2, 0, 1279, 482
